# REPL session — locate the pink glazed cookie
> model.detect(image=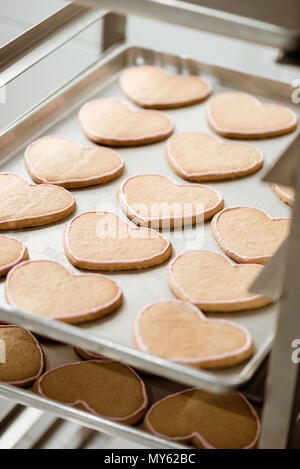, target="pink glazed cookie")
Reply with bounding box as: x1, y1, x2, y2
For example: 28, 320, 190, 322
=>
166, 133, 264, 181
25, 136, 124, 188
0, 235, 28, 277
64, 211, 172, 271
206, 92, 297, 139
118, 174, 224, 228
271, 183, 295, 207
0, 325, 44, 387
212, 206, 290, 264
5, 260, 122, 324
79, 99, 173, 146
120, 66, 211, 109
167, 250, 272, 312
144, 388, 260, 449
0, 173, 75, 229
